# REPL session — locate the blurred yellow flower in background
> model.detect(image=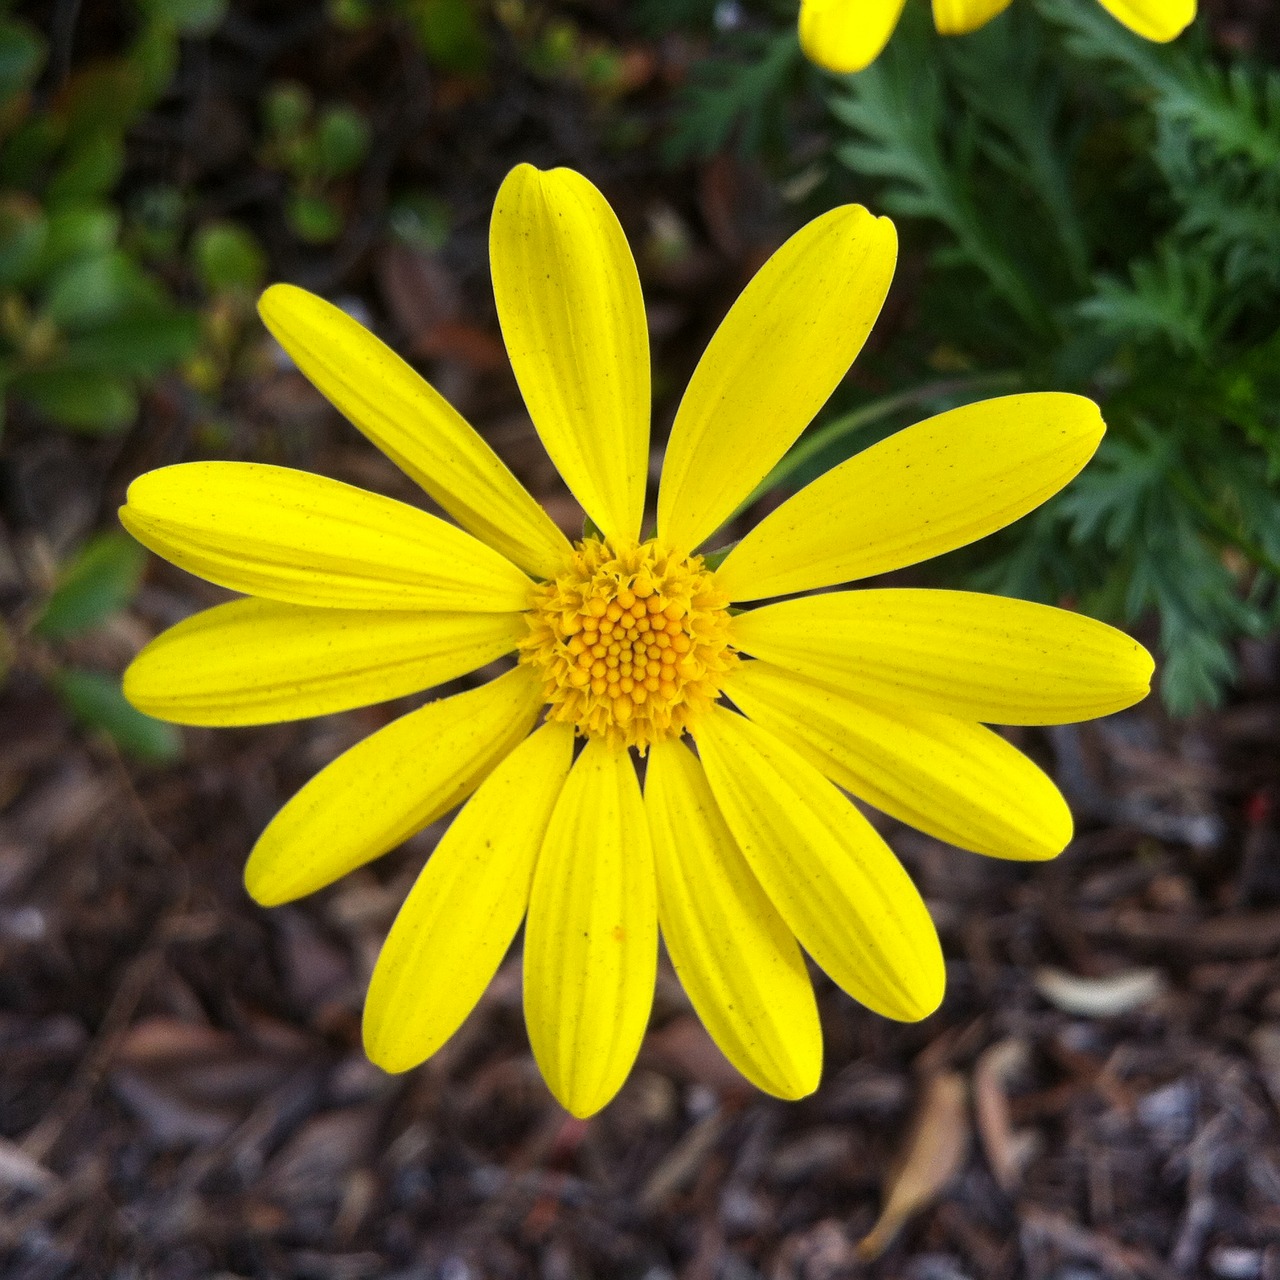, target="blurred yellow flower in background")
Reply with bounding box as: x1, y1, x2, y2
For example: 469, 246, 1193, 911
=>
119, 164, 1152, 1118
799, 0, 1196, 74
